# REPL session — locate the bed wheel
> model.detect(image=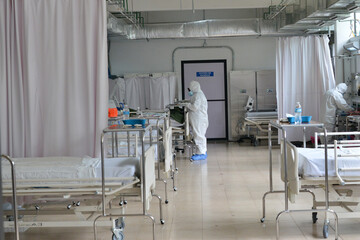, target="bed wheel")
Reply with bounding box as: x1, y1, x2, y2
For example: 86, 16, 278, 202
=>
161, 219, 165, 224
254, 140, 259, 147
67, 204, 72, 209
260, 218, 265, 223
165, 200, 169, 204
119, 200, 127, 206
312, 212, 318, 223
115, 218, 125, 229
323, 224, 329, 238
173, 187, 177, 191
112, 232, 124, 240
35, 205, 40, 211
